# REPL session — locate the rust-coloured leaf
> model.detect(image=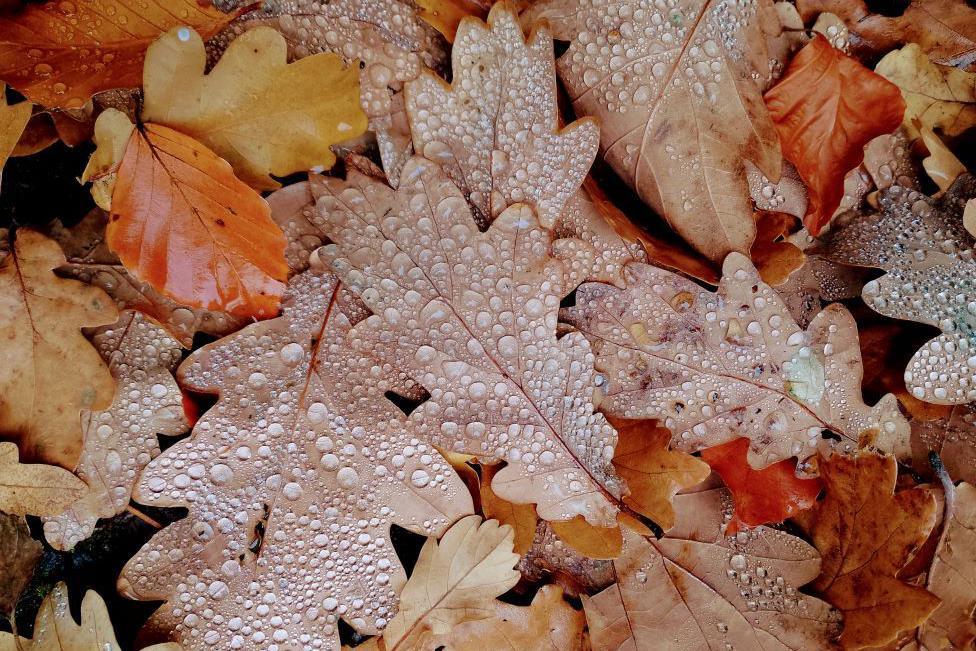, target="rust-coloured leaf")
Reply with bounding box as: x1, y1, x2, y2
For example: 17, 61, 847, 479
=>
0, 512, 42, 621
795, 451, 940, 649
41, 310, 188, 551
562, 254, 909, 468
0, 442, 87, 516
0, 0, 235, 109
523, 0, 782, 261
584, 489, 838, 650
700, 437, 822, 534
0, 229, 117, 468
119, 265, 473, 648
764, 34, 906, 235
